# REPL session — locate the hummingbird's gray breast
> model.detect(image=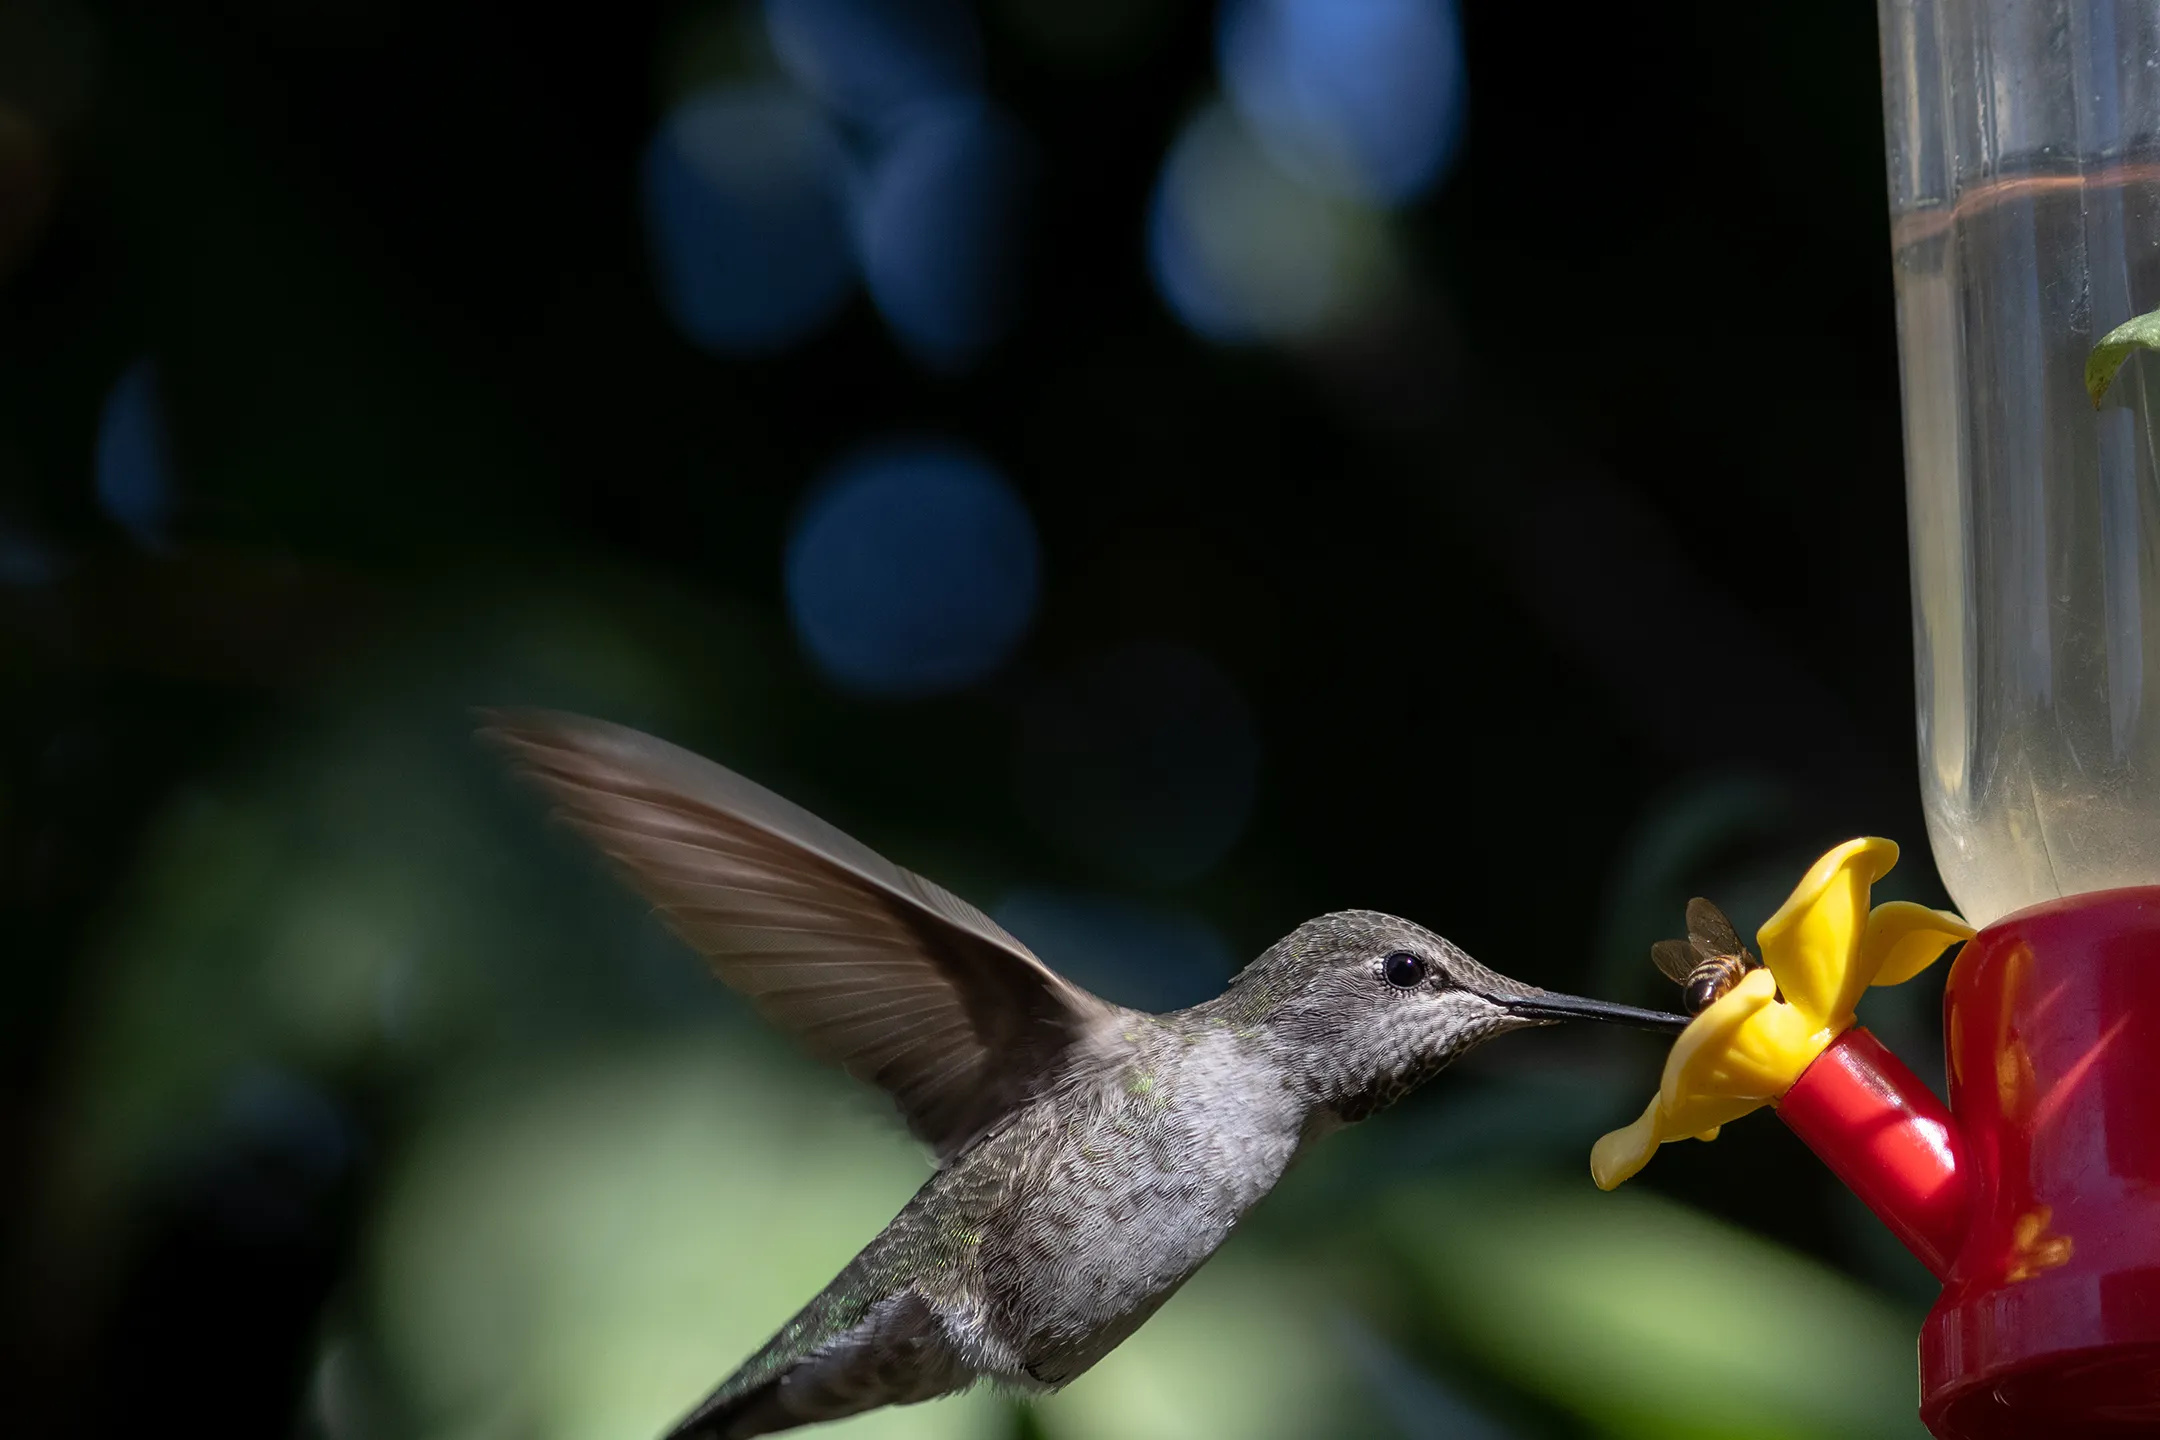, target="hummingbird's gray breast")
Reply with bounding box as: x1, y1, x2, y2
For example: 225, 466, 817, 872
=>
956, 1022, 1309, 1387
